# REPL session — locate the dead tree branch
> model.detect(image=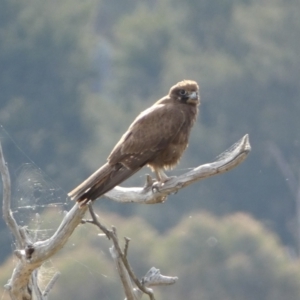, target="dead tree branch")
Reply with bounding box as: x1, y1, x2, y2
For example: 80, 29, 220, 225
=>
87, 204, 178, 300
1, 137, 88, 299
105, 134, 251, 204
0, 142, 23, 249
0, 134, 251, 299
